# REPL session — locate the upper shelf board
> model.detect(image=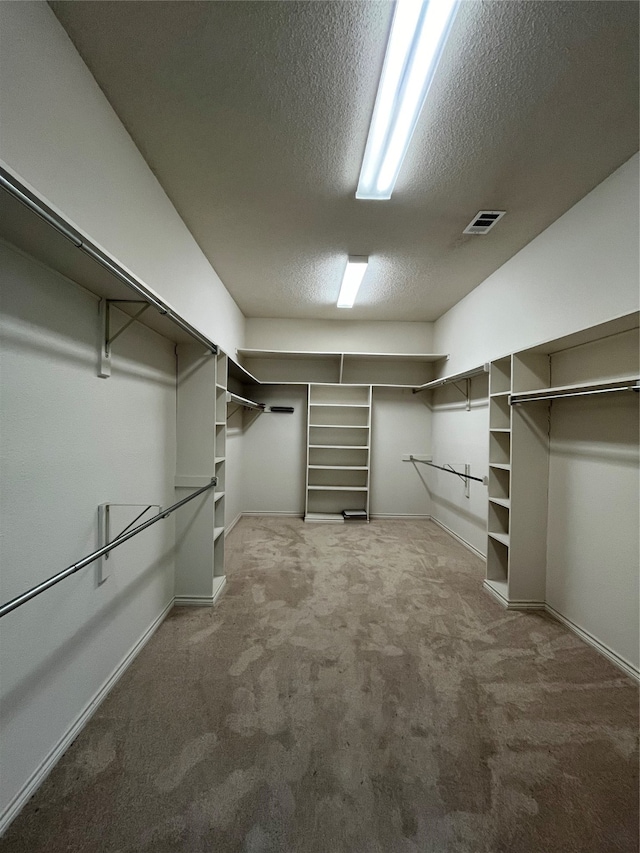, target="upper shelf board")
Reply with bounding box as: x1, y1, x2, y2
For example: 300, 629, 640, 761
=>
237, 348, 448, 362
